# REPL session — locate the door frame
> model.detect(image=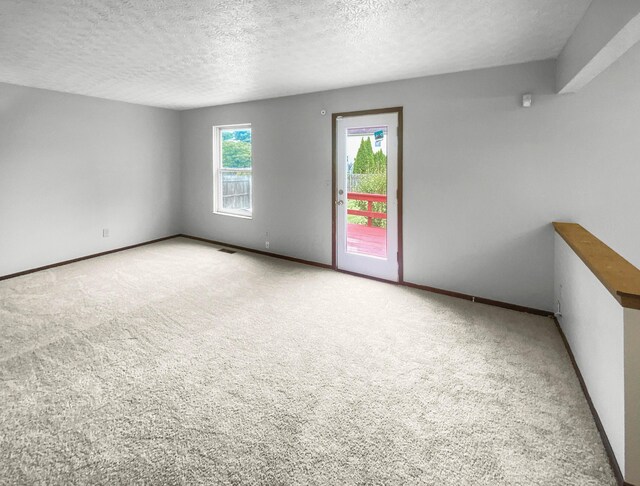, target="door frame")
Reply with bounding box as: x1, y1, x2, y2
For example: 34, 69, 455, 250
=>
331, 106, 404, 283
